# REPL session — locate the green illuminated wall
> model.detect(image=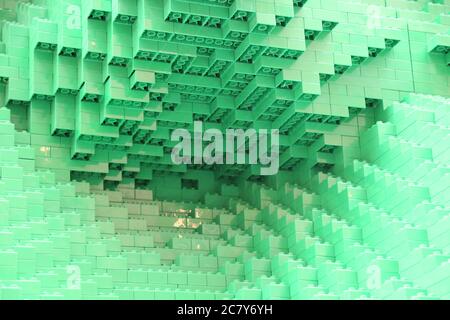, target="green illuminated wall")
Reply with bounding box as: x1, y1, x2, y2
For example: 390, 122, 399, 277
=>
0, 0, 448, 300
